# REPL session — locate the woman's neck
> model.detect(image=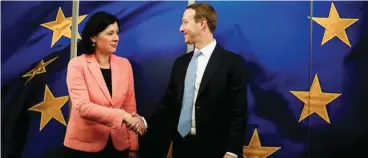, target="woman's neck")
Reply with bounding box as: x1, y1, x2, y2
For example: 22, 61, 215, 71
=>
94, 51, 111, 69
